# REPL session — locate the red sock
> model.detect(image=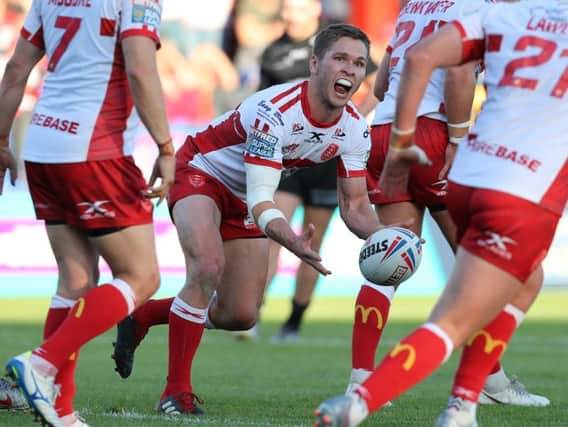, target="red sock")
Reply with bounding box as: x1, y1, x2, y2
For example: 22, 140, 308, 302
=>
451, 308, 518, 401
43, 302, 77, 417
489, 361, 501, 375
351, 285, 392, 370
54, 352, 79, 418
34, 282, 135, 369
133, 297, 173, 328
358, 324, 452, 413
44, 306, 70, 339
162, 297, 207, 398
